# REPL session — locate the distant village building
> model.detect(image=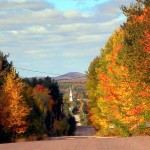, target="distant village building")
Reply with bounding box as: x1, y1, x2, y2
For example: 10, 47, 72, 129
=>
69, 88, 73, 102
